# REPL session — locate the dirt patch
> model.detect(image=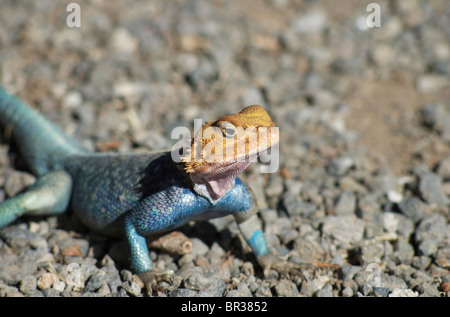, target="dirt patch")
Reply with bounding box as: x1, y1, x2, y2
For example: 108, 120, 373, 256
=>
345, 77, 450, 175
